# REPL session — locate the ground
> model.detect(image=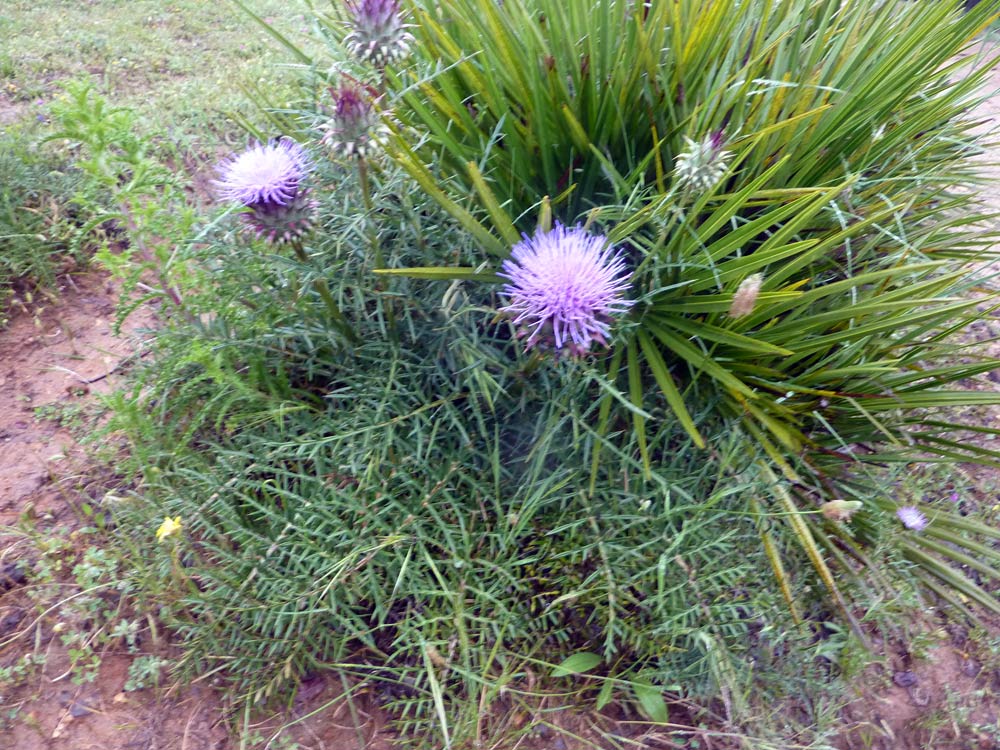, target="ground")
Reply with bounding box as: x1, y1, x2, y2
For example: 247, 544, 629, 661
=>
1, 21, 1000, 750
